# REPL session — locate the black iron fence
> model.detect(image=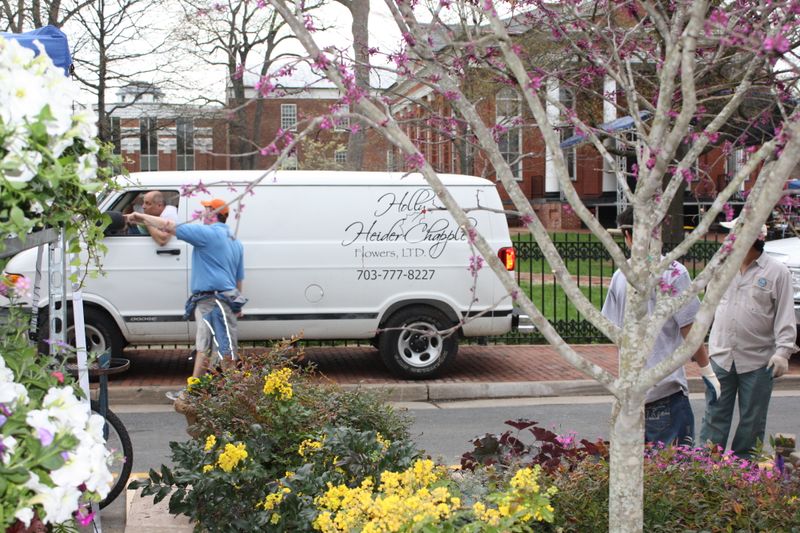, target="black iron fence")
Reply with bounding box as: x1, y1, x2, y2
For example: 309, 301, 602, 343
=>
489, 232, 724, 345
